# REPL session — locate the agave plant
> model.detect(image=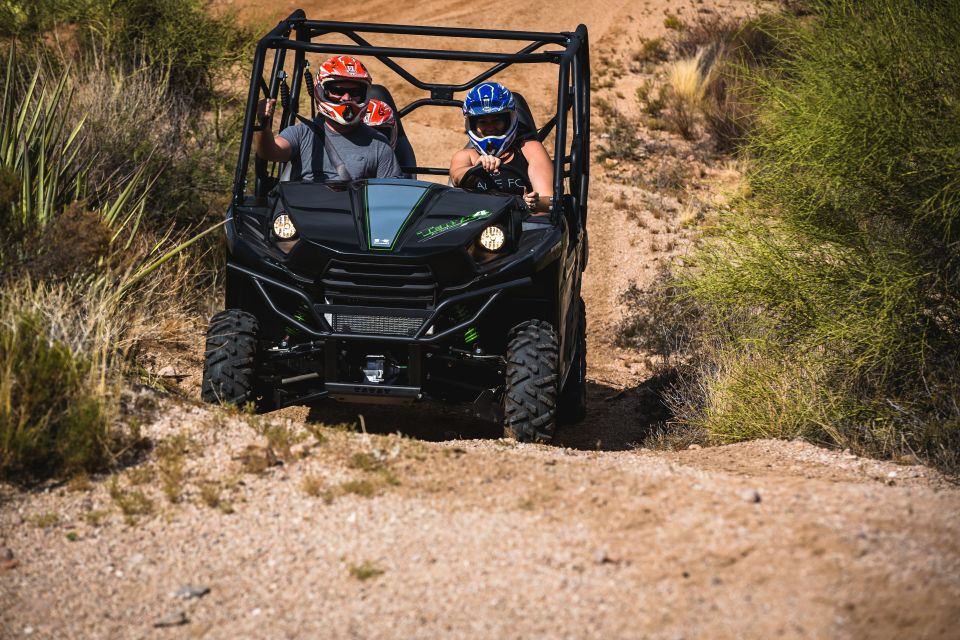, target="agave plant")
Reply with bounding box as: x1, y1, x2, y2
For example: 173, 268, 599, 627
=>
0, 45, 156, 264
